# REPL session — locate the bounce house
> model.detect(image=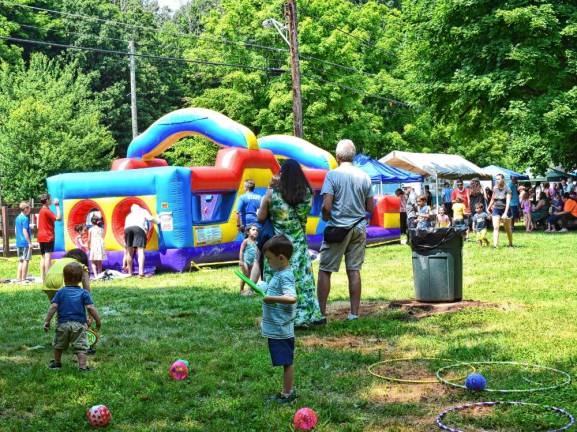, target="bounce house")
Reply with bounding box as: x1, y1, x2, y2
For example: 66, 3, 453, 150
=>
46, 108, 400, 272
